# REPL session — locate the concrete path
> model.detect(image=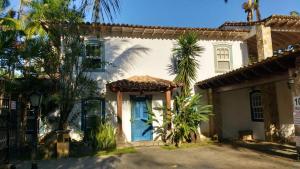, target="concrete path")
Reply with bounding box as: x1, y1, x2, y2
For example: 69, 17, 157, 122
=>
15, 144, 300, 169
